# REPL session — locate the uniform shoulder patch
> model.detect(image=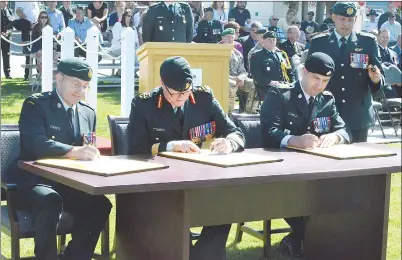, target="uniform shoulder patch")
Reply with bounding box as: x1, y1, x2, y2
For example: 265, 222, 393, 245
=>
30, 92, 48, 99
